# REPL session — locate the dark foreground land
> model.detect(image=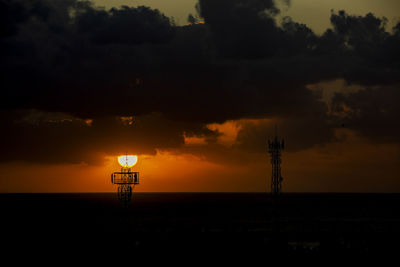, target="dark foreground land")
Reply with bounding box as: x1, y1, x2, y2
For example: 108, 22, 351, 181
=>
1, 193, 399, 257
